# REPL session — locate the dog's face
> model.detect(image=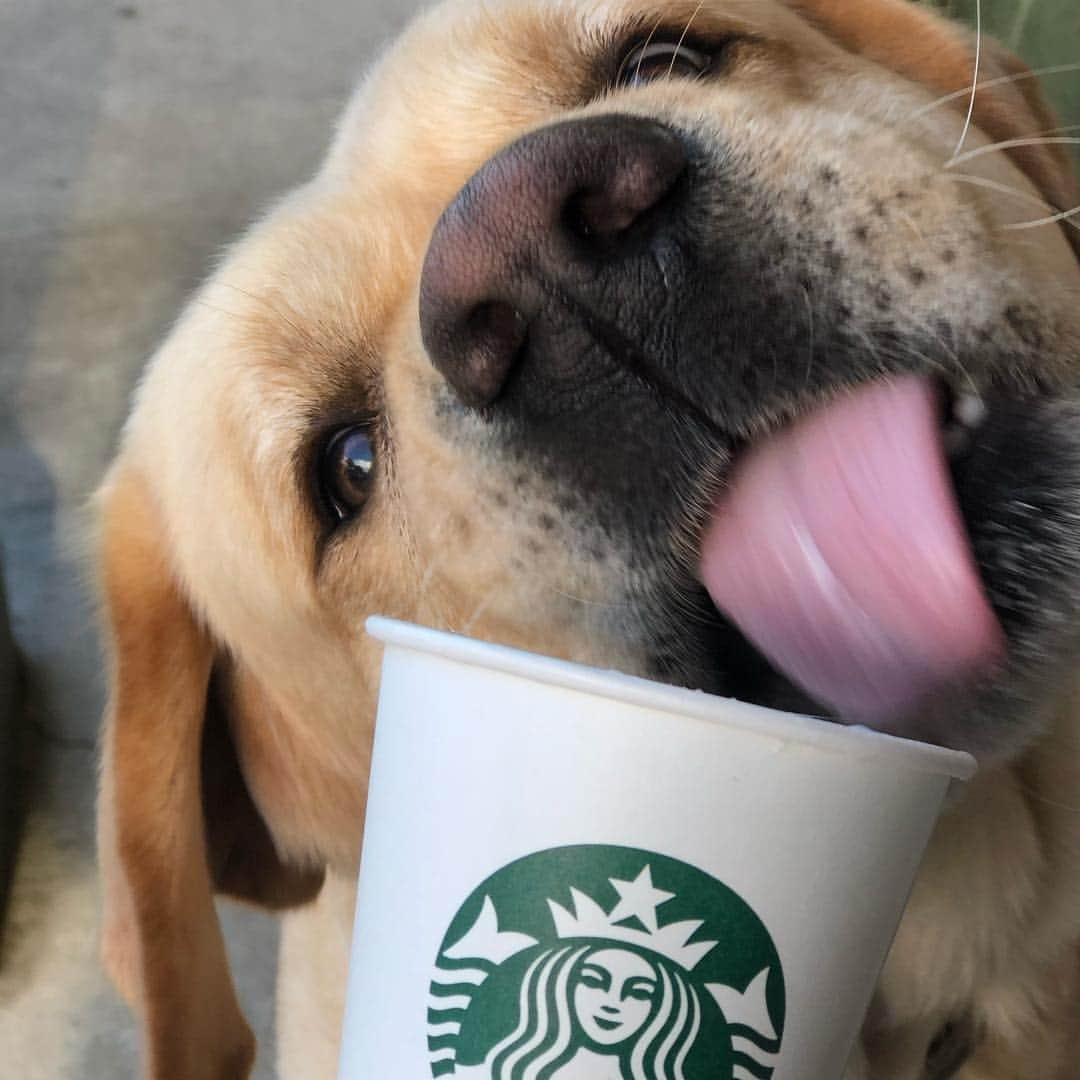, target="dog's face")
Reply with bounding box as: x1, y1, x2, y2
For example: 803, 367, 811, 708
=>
97, 1, 1080, 1070
136, 0, 1080, 764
